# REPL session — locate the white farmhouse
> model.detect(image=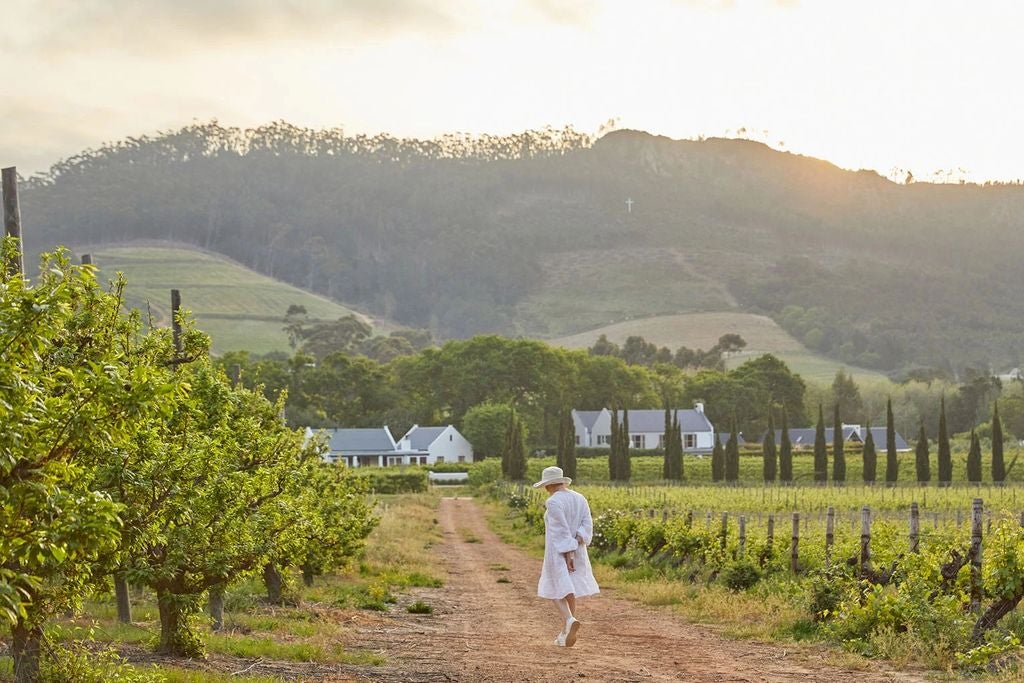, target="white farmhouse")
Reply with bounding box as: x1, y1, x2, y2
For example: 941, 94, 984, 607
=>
573, 404, 716, 454
397, 425, 474, 464
311, 427, 399, 467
